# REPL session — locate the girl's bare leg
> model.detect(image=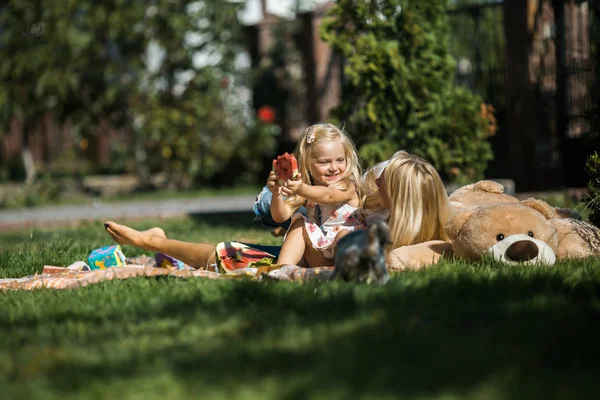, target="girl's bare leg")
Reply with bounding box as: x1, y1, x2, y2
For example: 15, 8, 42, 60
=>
104, 221, 216, 269
313, 229, 351, 266
303, 246, 333, 268
278, 218, 333, 268
334, 229, 351, 244
276, 218, 306, 266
